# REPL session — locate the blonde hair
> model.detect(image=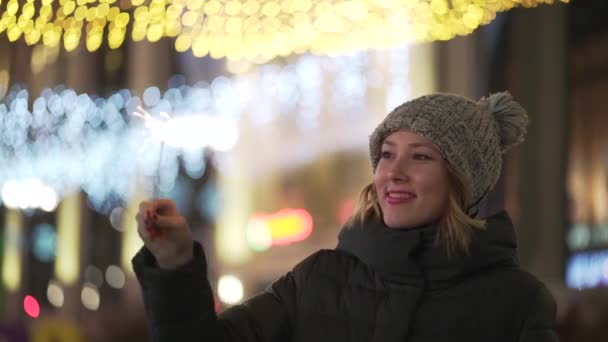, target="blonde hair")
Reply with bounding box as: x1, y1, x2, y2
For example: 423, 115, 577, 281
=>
347, 162, 486, 254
